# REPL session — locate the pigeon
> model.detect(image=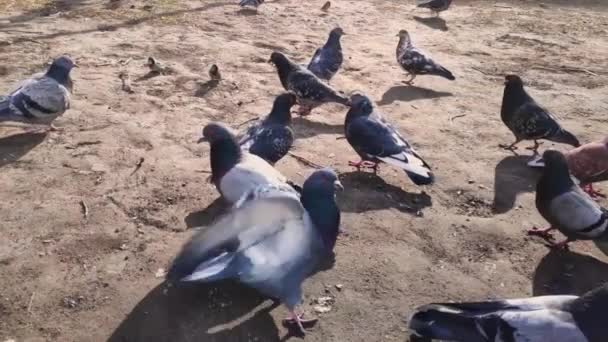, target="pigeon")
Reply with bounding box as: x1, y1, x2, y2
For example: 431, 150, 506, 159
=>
269, 51, 350, 116
408, 283, 608, 342
198, 122, 291, 204
307, 27, 345, 82
396, 30, 455, 84
344, 93, 434, 185
500, 75, 580, 153
0, 56, 74, 130
239, 0, 264, 9
321, 1, 331, 11
238, 93, 297, 165
167, 168, 343, 334
415, 0, 453, 17
528, 137, 608, 198
208, 64, 222, 81
529, 150, 608, 249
